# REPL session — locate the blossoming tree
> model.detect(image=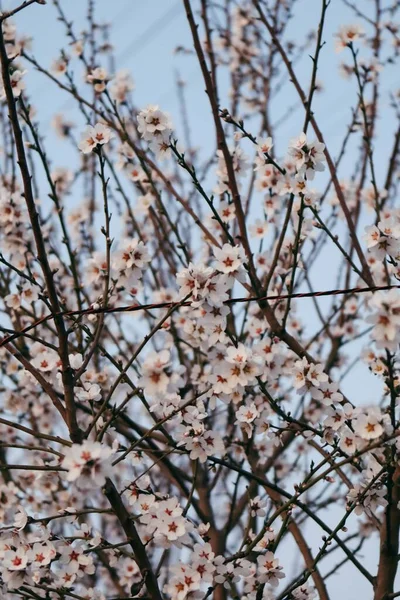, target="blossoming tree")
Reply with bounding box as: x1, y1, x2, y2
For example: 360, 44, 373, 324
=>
0, 1, 399, 599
